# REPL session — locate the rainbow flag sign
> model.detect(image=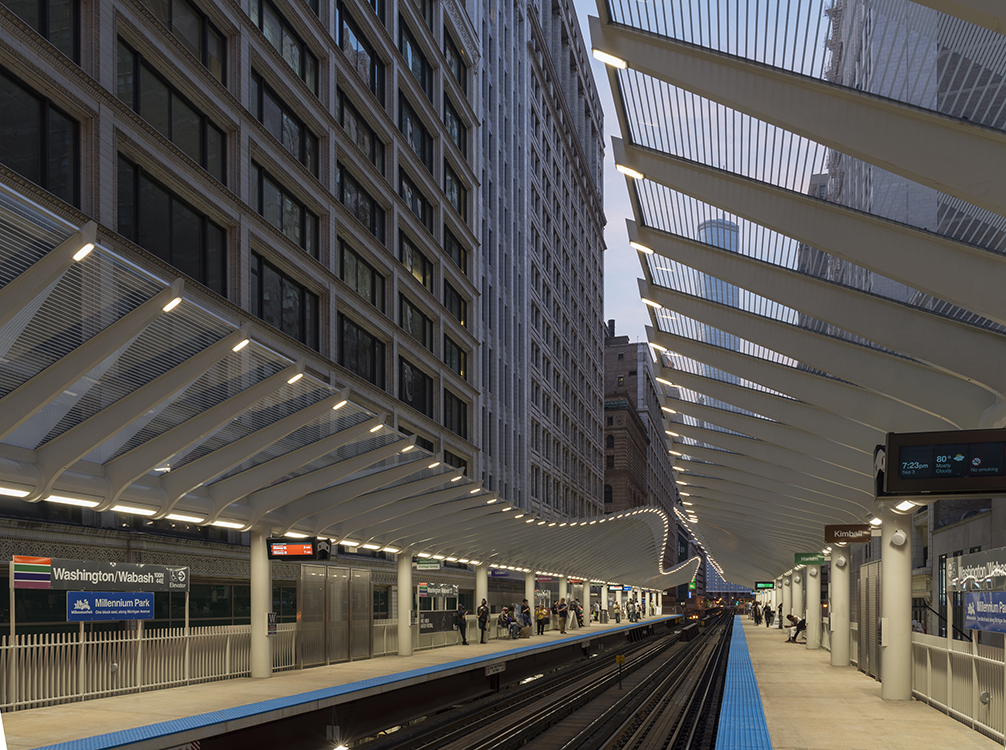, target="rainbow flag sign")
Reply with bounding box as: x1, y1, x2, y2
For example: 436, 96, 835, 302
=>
13, 556, 52, 589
